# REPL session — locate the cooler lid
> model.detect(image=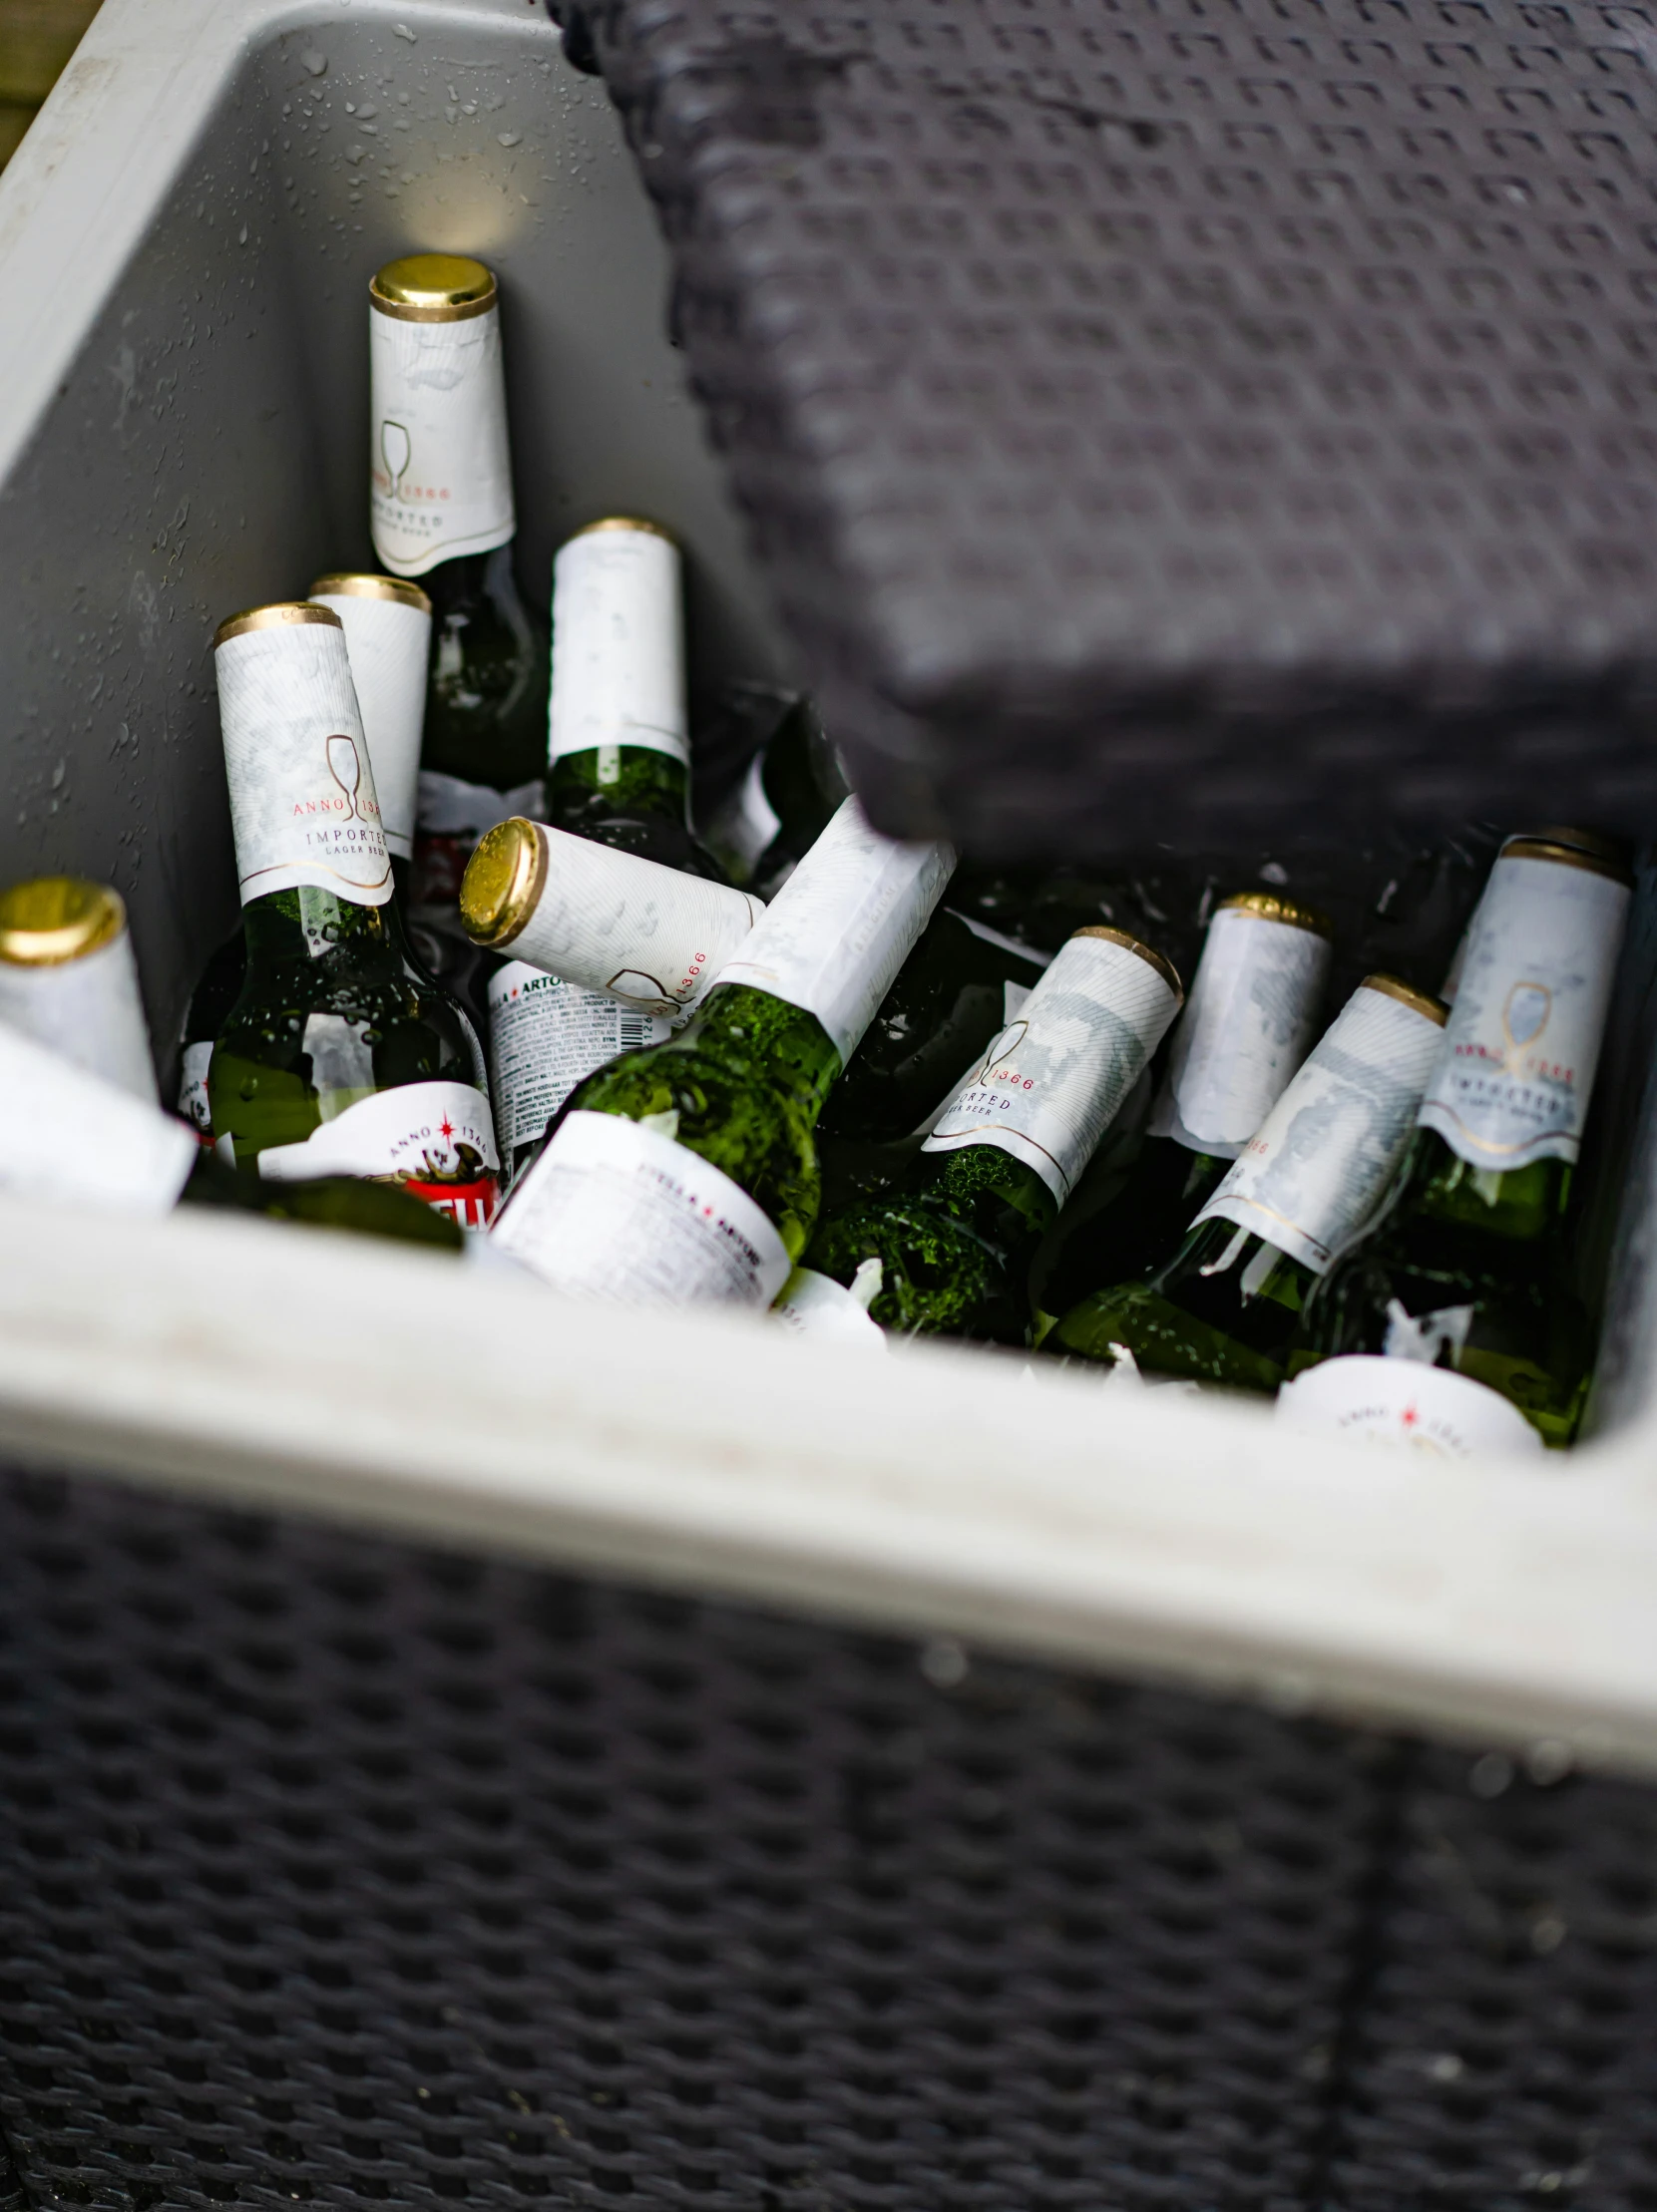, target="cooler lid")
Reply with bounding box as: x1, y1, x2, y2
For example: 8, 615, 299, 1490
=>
565, 0, 1657, 854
